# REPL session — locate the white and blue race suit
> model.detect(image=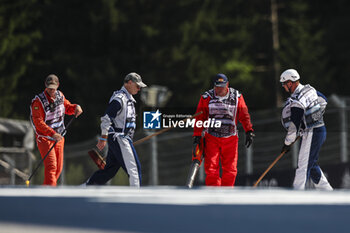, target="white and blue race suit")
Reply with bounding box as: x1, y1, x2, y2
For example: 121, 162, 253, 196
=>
281, 83, 332, 190
87, 86, 141, 187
